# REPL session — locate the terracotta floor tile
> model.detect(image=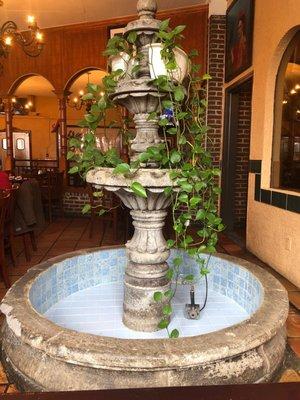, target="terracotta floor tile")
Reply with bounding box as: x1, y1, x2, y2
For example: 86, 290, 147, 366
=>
286, 313, 300, 338
6, 384, 20, 393
0, 385, 7, 393
51, 240, 77, 250
0, 288, 9, 300
0, 363, 9, 385
288, 338, 300, 357
279, 369, 300, 383
289, 292, 300, 310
